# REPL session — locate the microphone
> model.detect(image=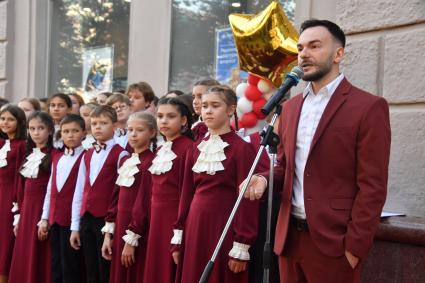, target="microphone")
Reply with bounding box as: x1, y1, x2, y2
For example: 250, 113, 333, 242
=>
261, 66, 304, 115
